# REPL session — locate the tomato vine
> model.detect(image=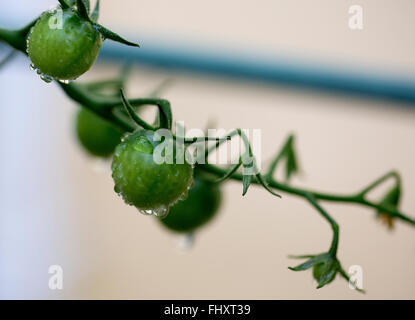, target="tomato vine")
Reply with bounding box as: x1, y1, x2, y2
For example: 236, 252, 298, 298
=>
0, 0, 413, 292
